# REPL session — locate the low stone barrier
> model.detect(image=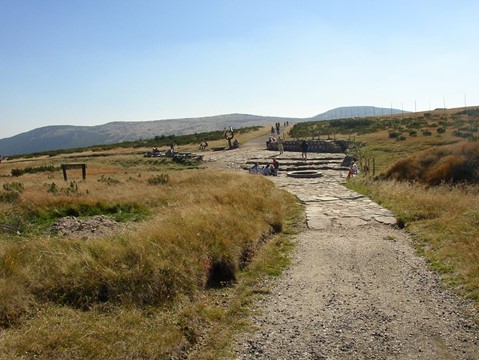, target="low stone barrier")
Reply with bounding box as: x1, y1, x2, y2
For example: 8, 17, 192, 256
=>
267, 140, 350, 153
